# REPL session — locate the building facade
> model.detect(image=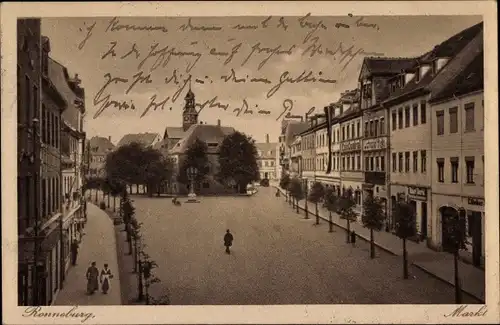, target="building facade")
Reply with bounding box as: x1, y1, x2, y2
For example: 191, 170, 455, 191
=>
386, 22, 483, 245
256, 134, 278, 180
338, 90, 364, 216
17, 18, 45, 306
429, 49, 484, 266
87, 136, 115, 177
